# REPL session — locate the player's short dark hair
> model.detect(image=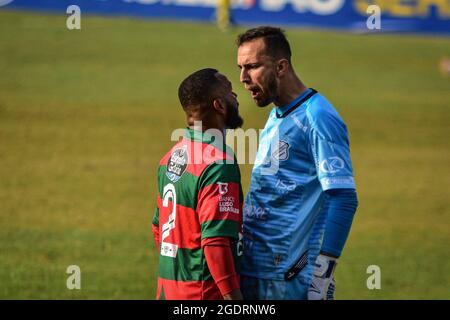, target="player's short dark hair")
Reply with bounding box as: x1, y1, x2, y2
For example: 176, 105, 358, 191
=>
236, 26, 292, 62
178, 68, 221, 110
